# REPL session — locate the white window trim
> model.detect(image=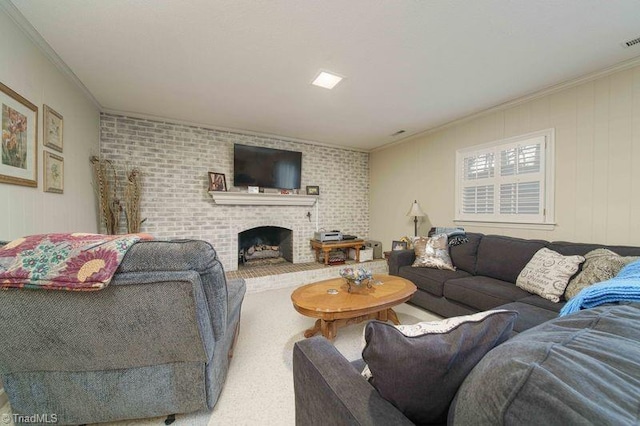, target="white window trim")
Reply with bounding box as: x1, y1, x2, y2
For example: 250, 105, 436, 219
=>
454, 128, 555, 228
